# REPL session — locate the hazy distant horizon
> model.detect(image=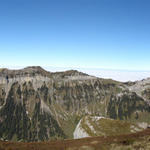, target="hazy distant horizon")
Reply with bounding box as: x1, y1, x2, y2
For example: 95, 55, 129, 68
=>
1, 65, 150, 82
